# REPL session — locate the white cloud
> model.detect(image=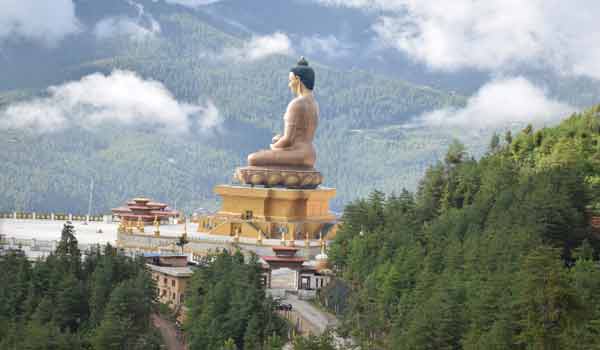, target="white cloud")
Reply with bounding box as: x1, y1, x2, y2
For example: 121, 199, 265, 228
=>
0, 0, 80, 46
94, 17, 158, 41
373, 3, 543, 71
198, 101, 221, 129
313, 0, 403, 10
0, 70, 220, 133
95, 0, 161, 41
300, 35, 351, 59
420, 77, 574, 128
316, 0, 600, 80
164, 0, 223, 8
222, 32, 293, 61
